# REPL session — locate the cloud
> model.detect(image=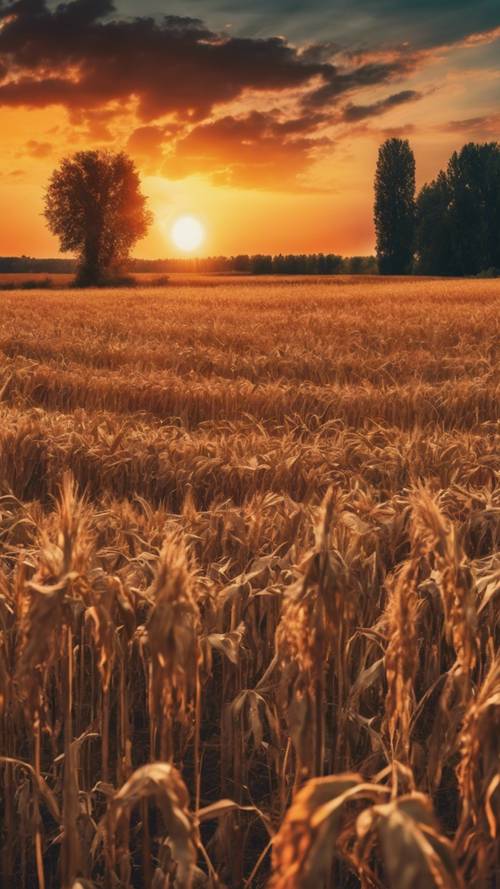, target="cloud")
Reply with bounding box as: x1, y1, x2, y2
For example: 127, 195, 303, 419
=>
126, 122, 184, 171
25, 138, 52, 157
302, 59, 416, 108
0, 0, 432, 122
379, 124, 417, 139
162, 110, 331, 188
68, 106, 118, 141
439, 112, 500, 137
0, 1, 330, 120
127, 125, 168, 157
339, 24, 500, 72
0, 0, 498, 191
341, 89, 422, 122
299, 41, 339, 64
456, 24, 500, 48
